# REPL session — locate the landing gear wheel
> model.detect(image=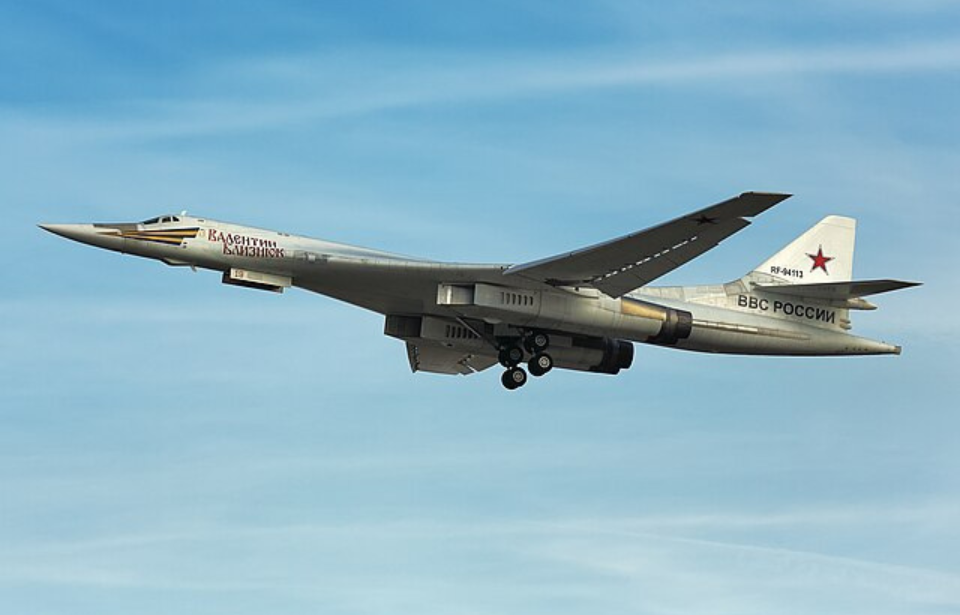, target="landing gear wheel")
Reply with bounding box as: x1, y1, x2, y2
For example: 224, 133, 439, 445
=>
498, 345, 525, 368
525, 332, 550, 353
528, 352, 553, 377
501, 367, 528, 390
